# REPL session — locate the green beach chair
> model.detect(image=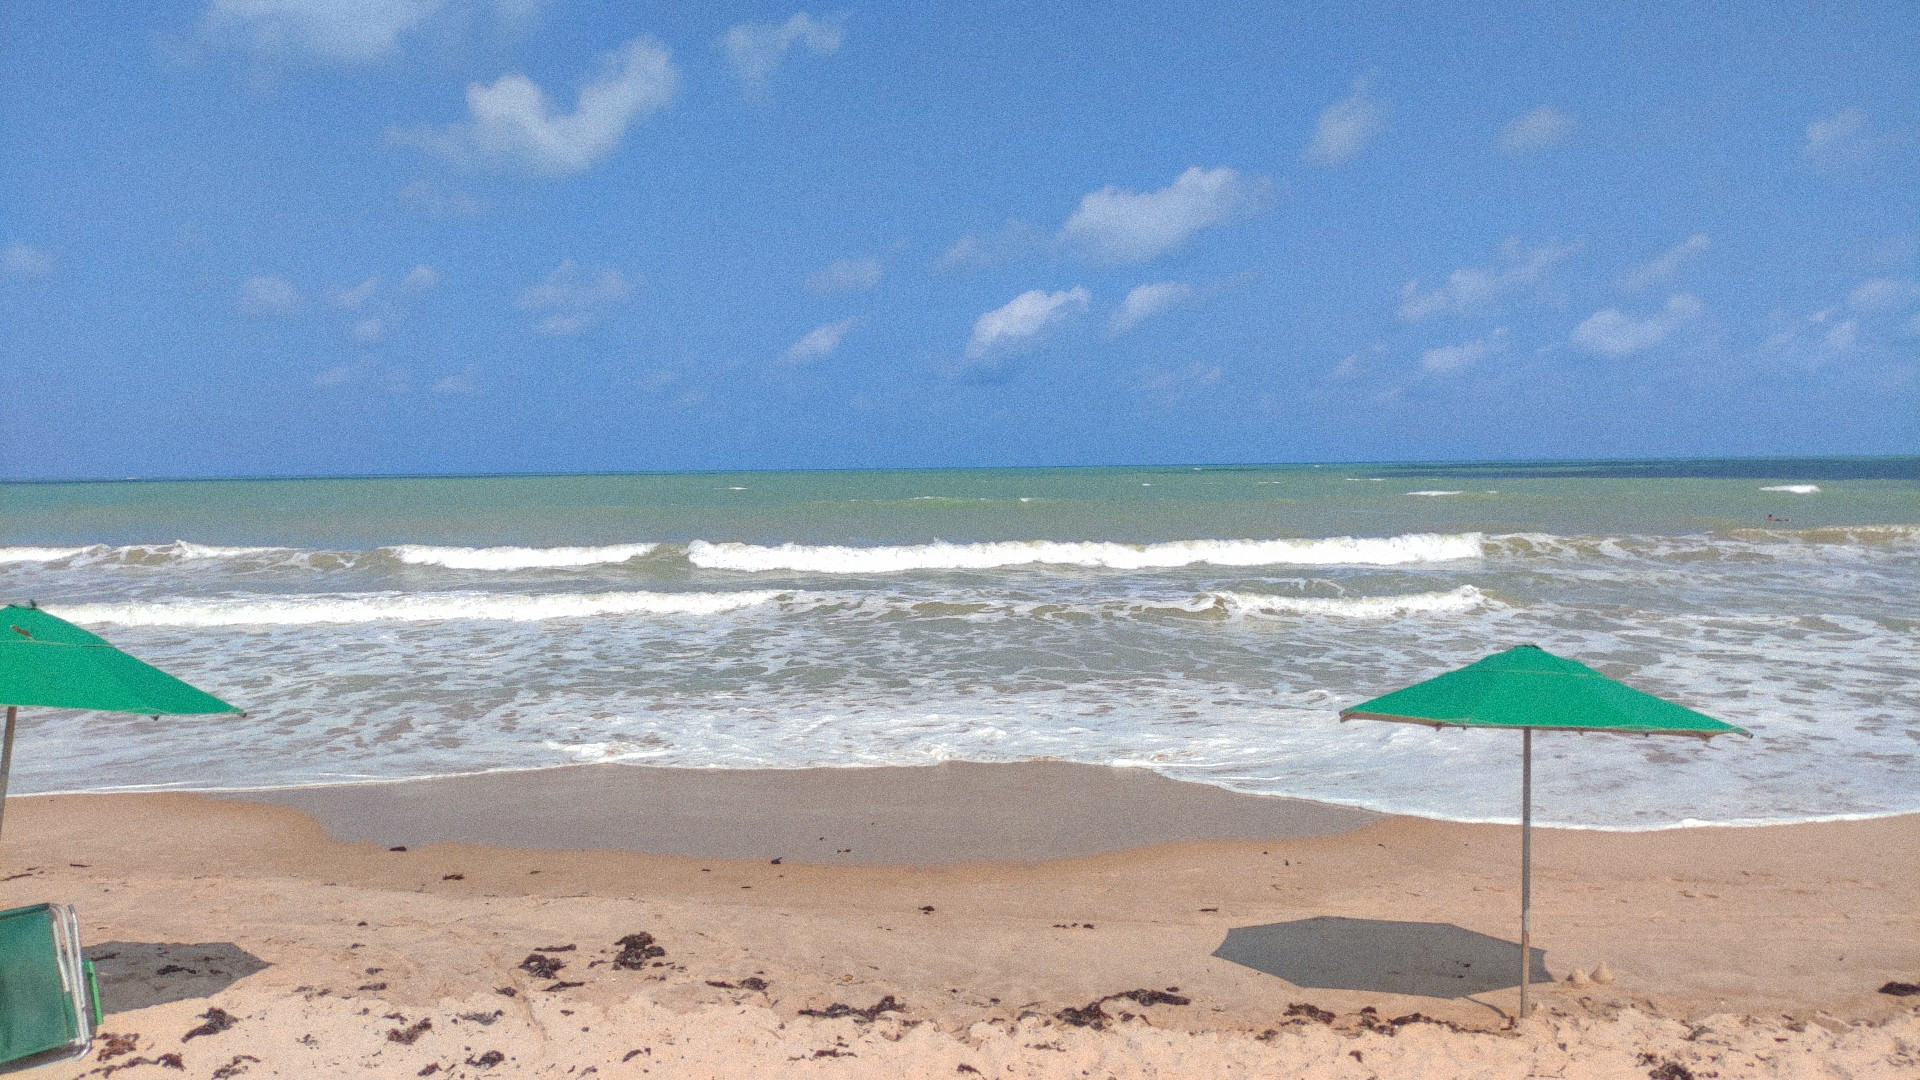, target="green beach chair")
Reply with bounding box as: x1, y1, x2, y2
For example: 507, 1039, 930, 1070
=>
0, 903, 101, 1072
